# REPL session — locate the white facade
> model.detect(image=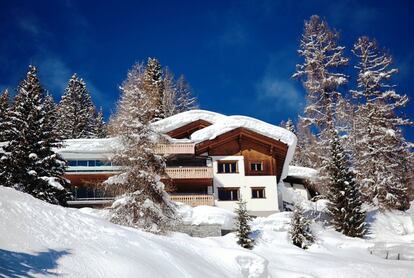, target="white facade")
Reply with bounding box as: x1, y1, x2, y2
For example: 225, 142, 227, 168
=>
211, 156, 279, 216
